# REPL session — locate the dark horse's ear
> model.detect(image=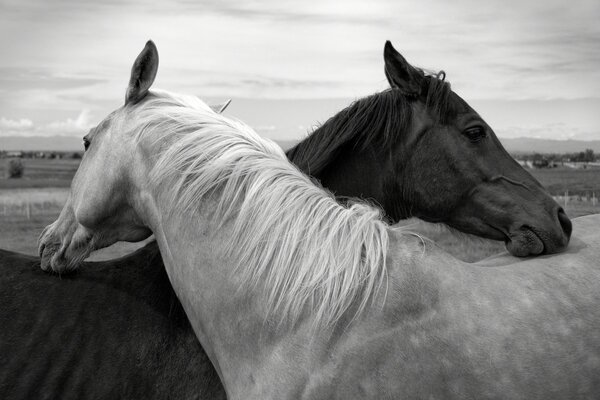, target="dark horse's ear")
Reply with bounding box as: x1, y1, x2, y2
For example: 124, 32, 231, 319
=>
383, 41, 422, 96
125, 40, 159, 105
